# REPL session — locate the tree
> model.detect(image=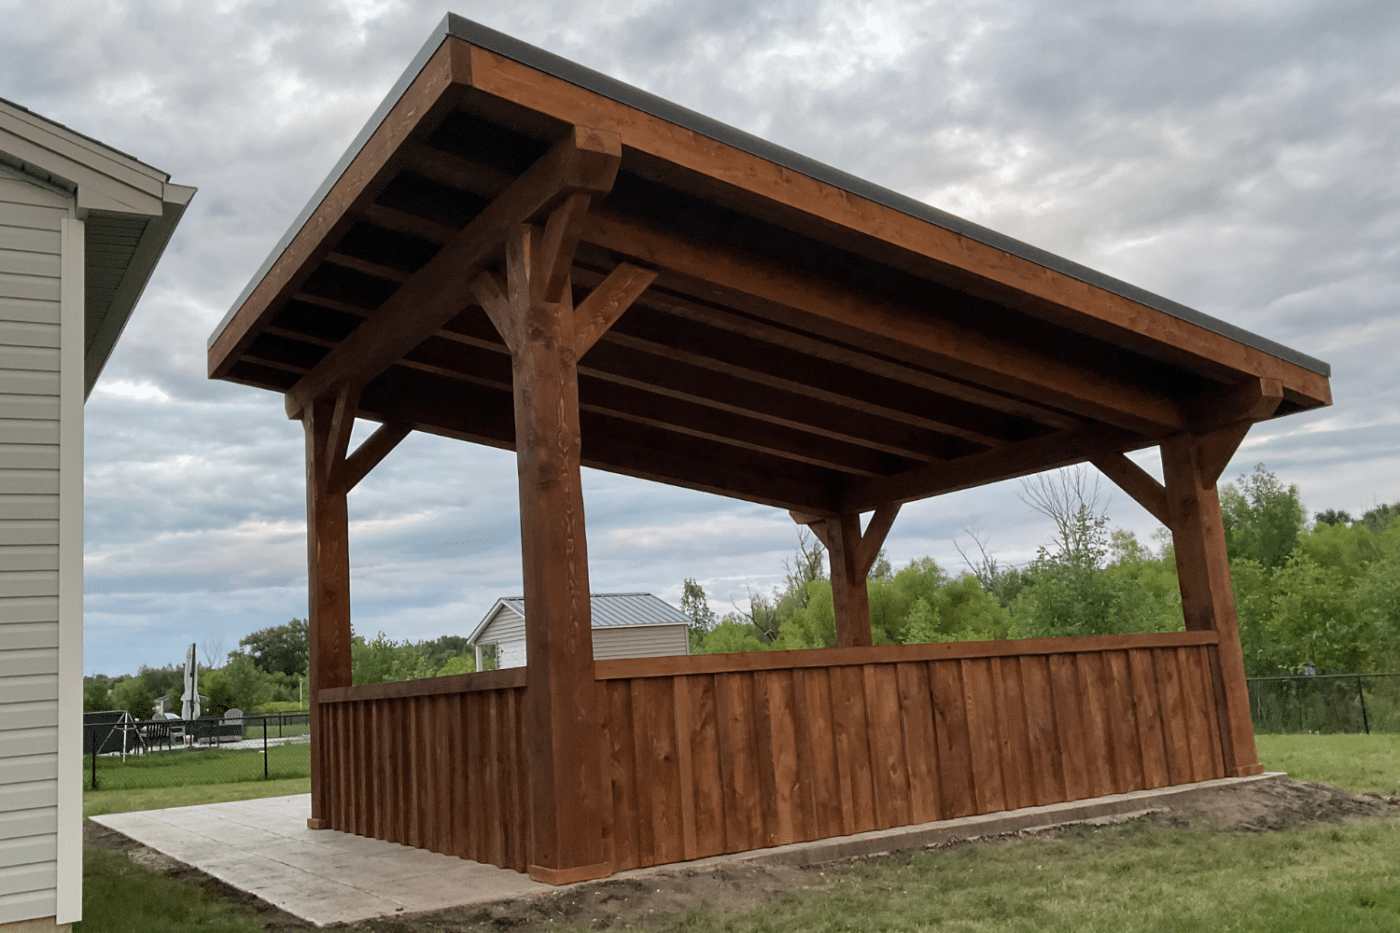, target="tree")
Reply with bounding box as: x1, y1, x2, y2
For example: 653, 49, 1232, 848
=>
83, 676, 113, 713
1315, 509, 1352, 527
1220, 465, 1305, 569
680, 578, 717, 651
1359, 502, 1400, 533
239, 618, 309, 677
